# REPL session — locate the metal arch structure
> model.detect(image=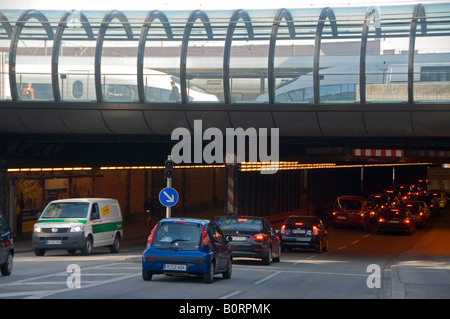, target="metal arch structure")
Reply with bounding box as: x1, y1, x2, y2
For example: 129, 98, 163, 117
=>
52, 10, 94, 102
95, 10, 135, 102
8, 9, 54, 101
180, 10, 214, 104
137, 10, 173, 103
408, 3, 427, 104
313, 7, 338, 104
0, 4, 448, 106
360, 6, 381, 104
223, 9, 254, 104
268, 8, 295, 104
